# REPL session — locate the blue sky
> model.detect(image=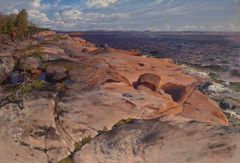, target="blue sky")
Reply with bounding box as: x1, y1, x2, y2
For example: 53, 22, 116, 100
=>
0, 0, 239, 31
